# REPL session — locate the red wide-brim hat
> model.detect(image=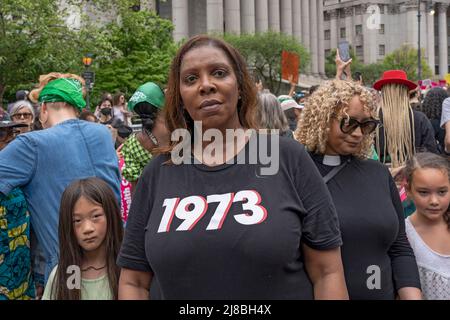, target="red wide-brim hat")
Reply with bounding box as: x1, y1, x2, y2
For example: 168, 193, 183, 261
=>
373, 70, 418, 91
